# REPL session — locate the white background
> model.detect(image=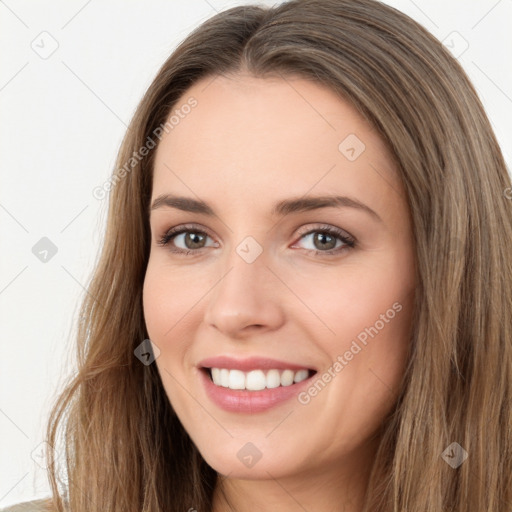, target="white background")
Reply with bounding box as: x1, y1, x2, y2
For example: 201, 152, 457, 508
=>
1, 0, 511, 507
